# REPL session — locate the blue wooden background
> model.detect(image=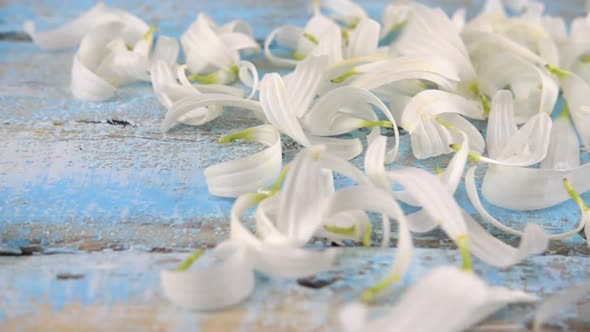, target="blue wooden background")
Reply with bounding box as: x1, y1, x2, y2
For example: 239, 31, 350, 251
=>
0, 0, 589, 331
